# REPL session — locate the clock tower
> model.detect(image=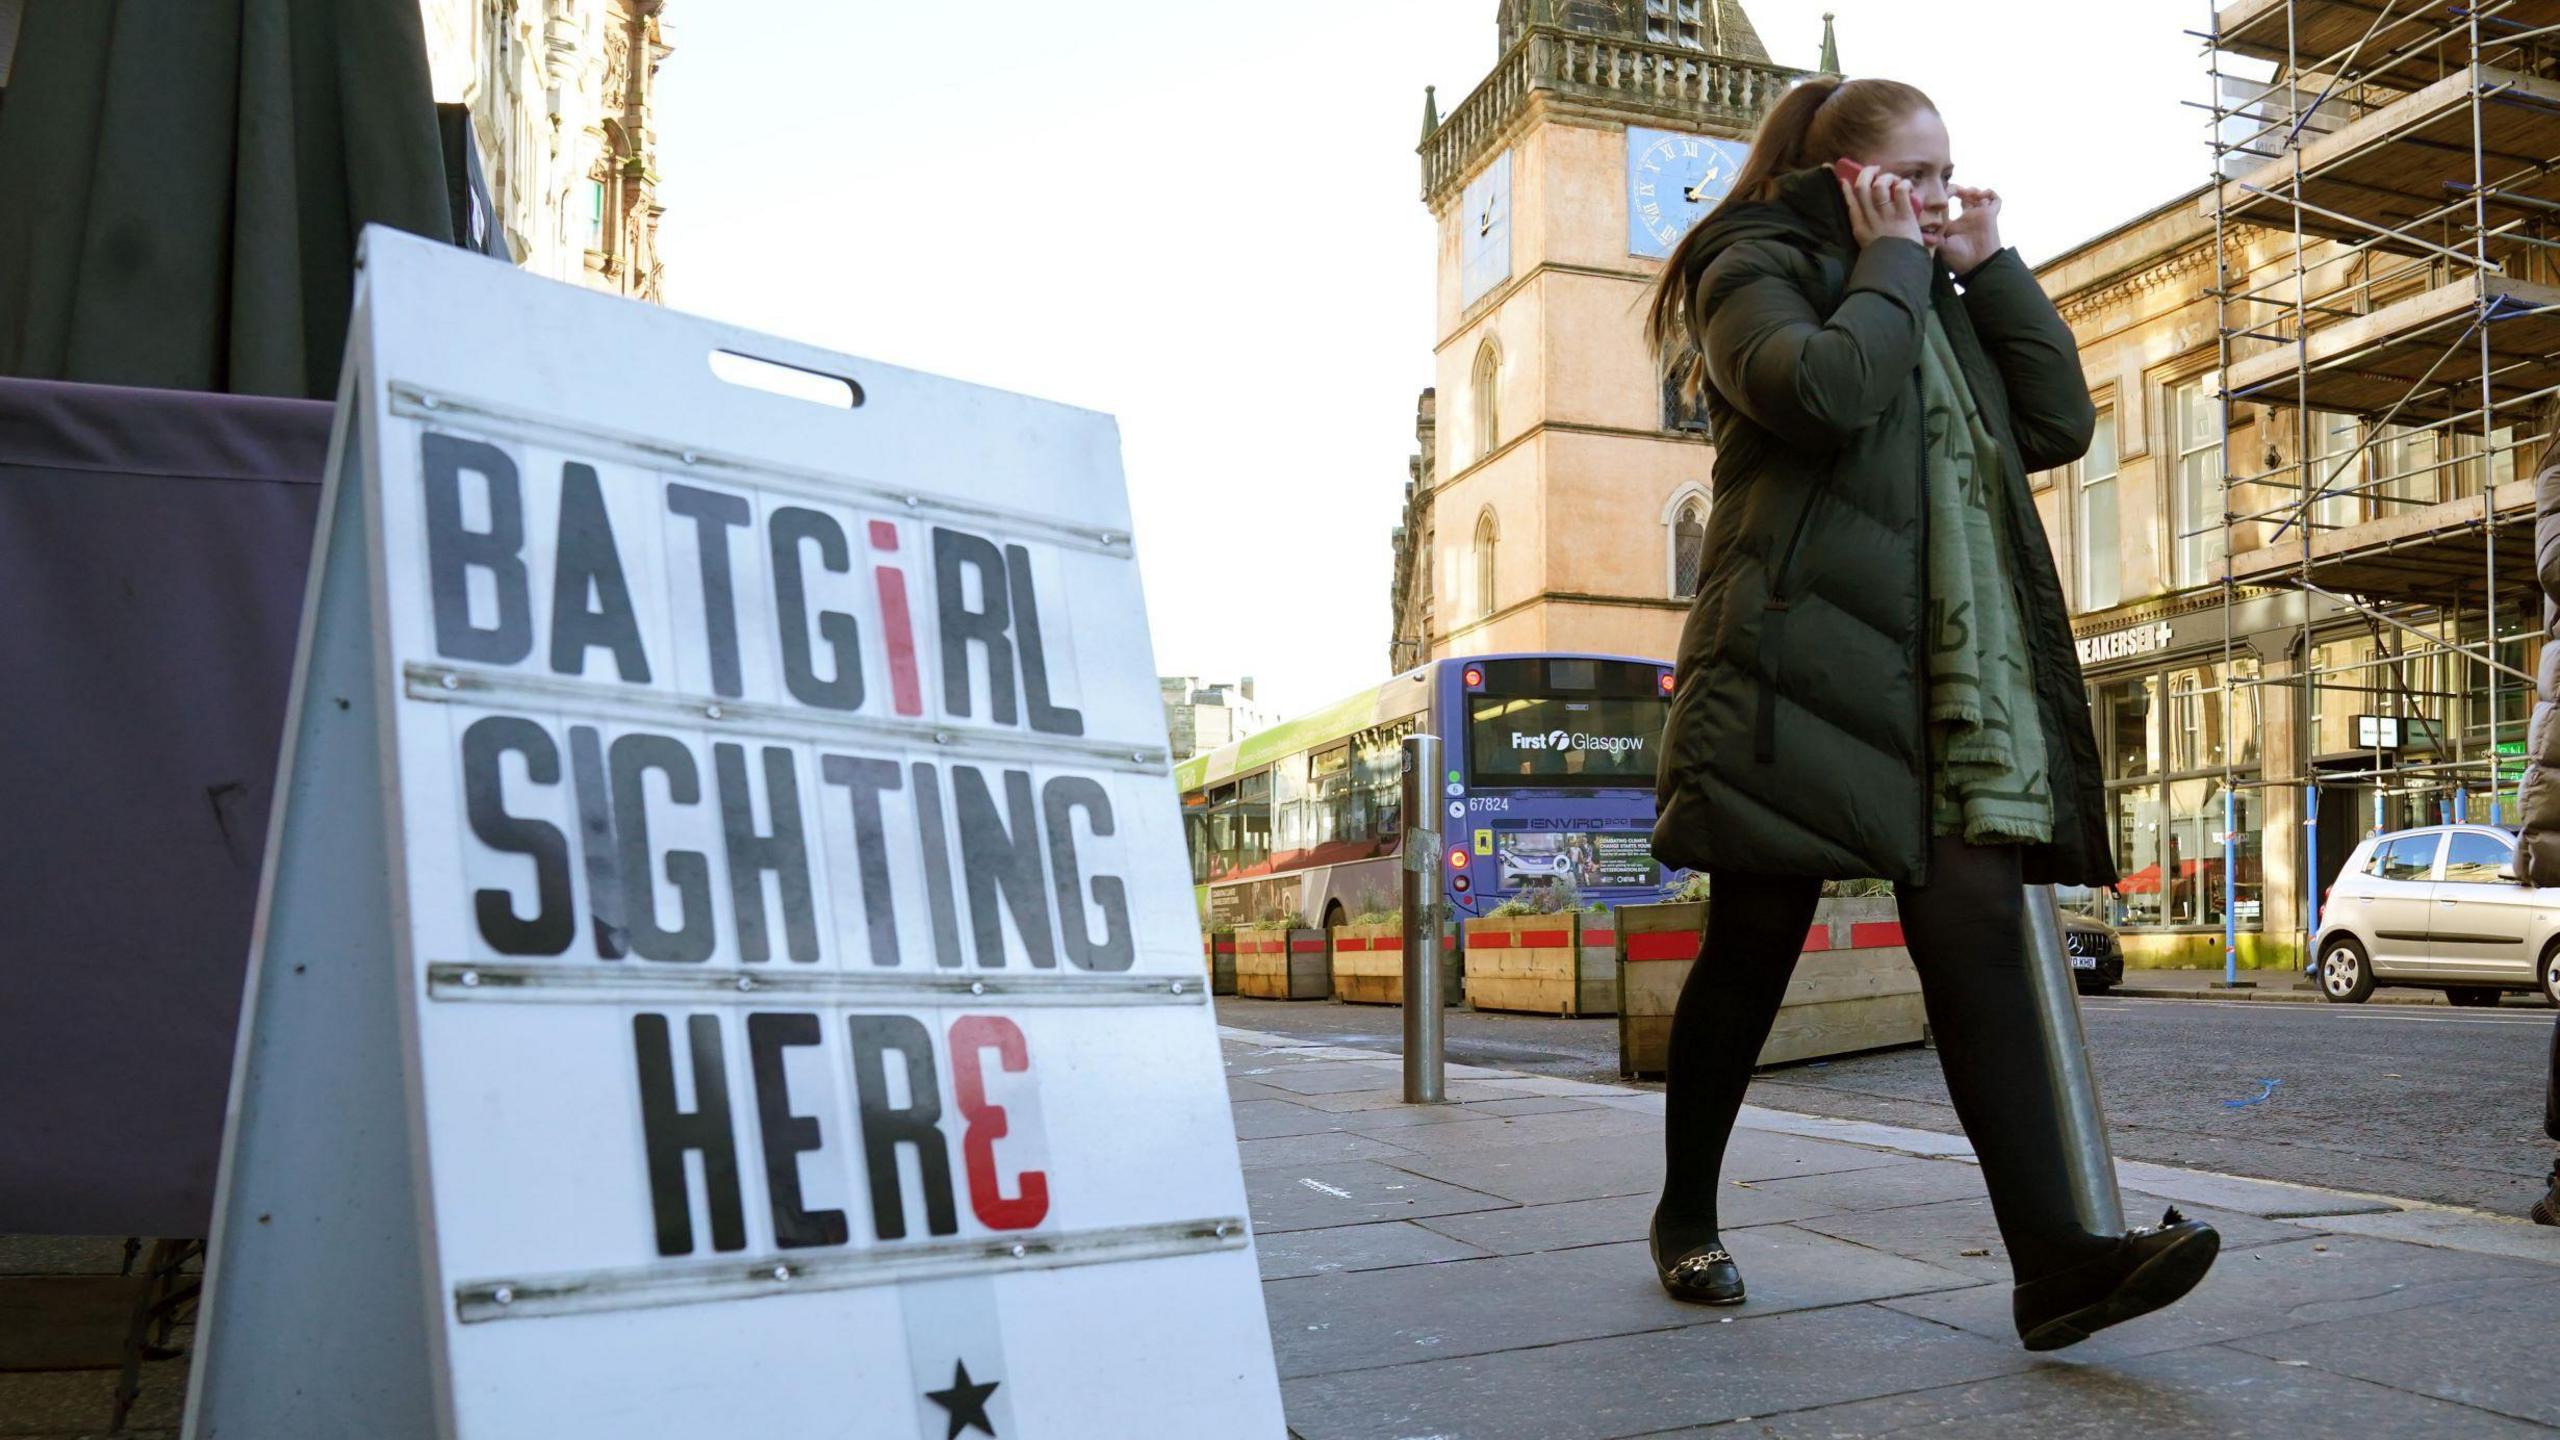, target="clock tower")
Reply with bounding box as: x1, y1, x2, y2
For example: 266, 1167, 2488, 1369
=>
1389, 2, 1803, 668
